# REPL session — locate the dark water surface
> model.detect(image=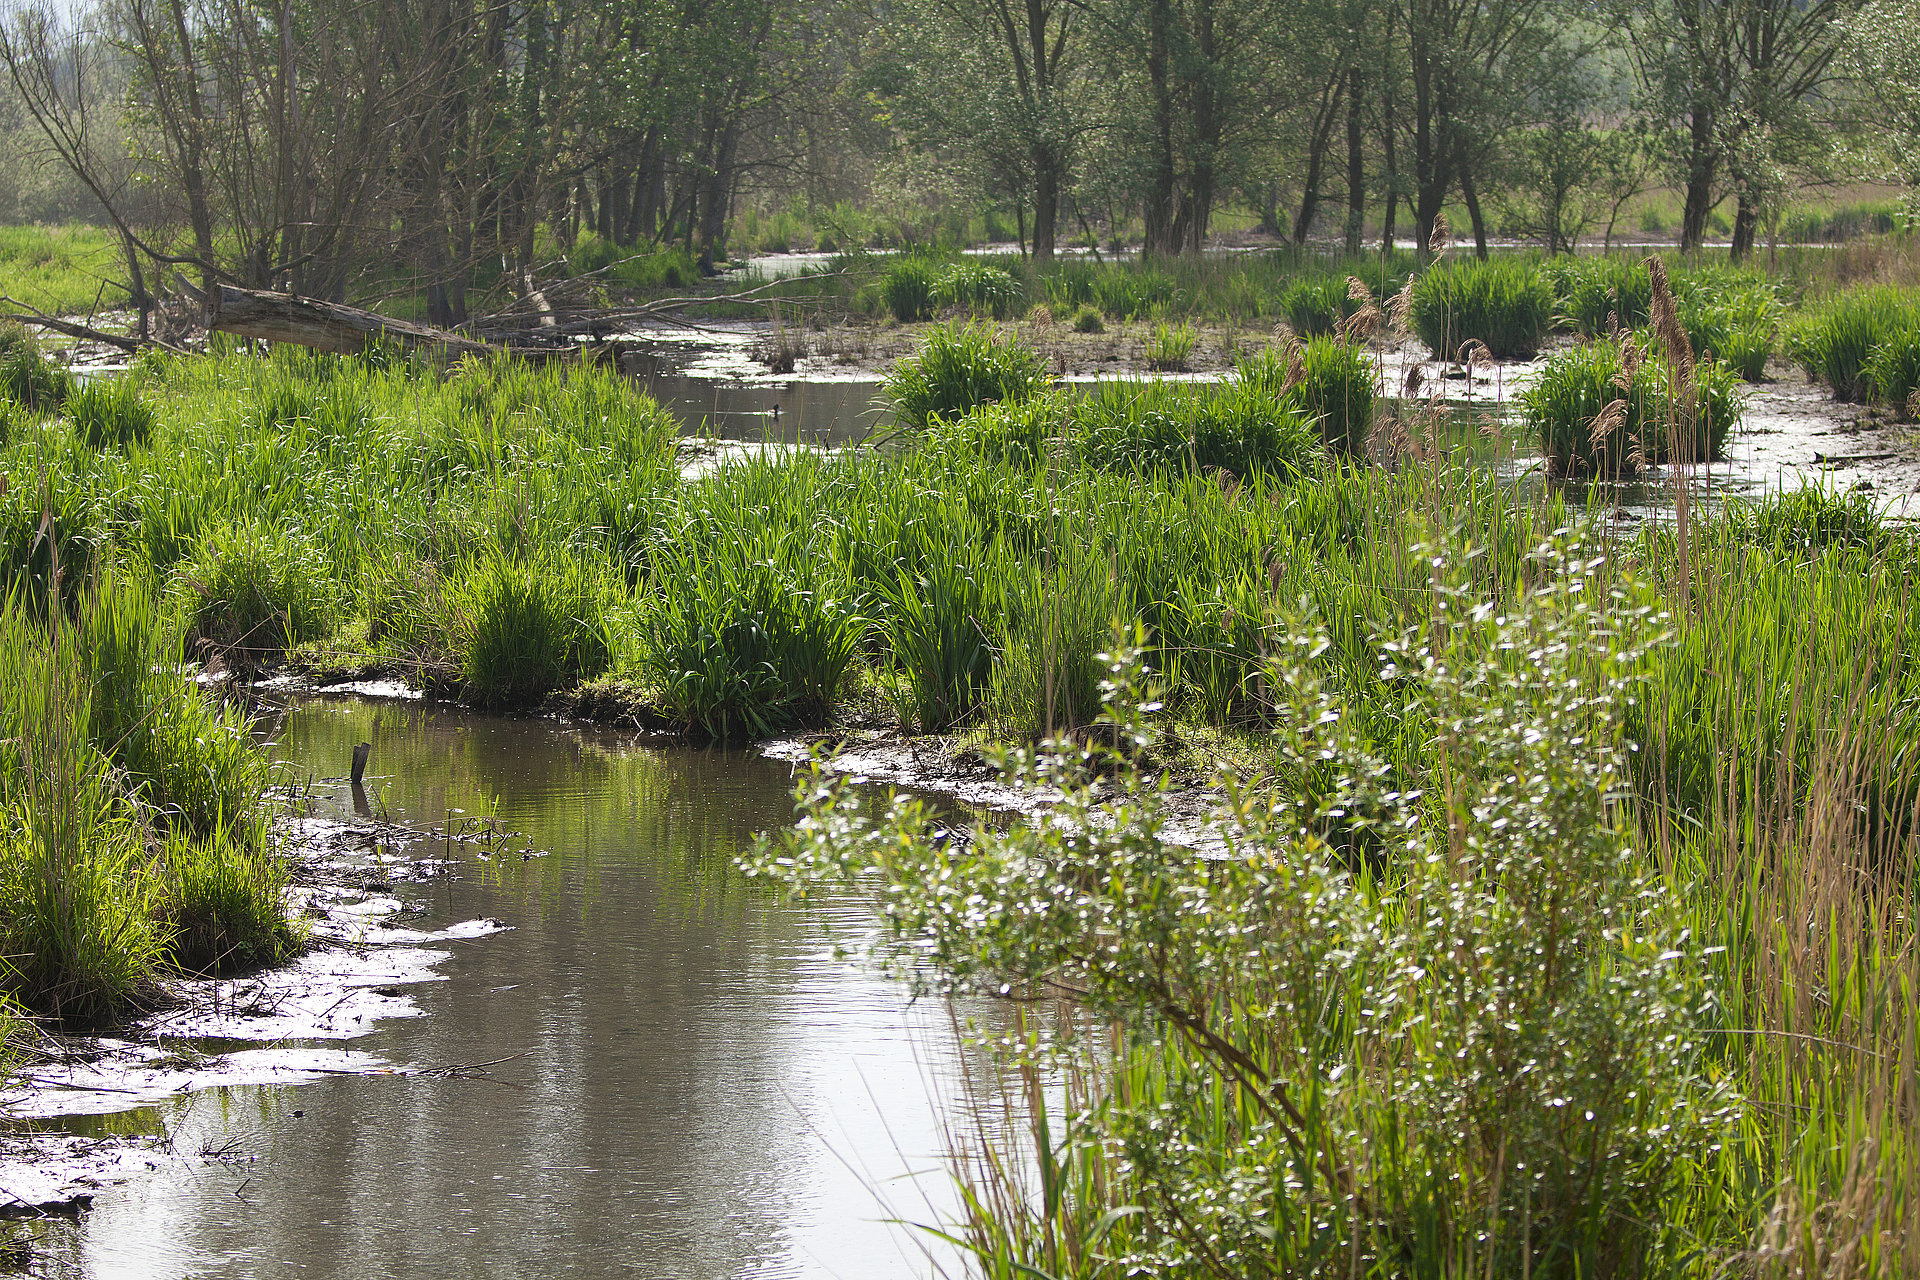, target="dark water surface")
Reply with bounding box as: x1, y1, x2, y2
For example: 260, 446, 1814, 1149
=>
29, 699, 985, 1279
